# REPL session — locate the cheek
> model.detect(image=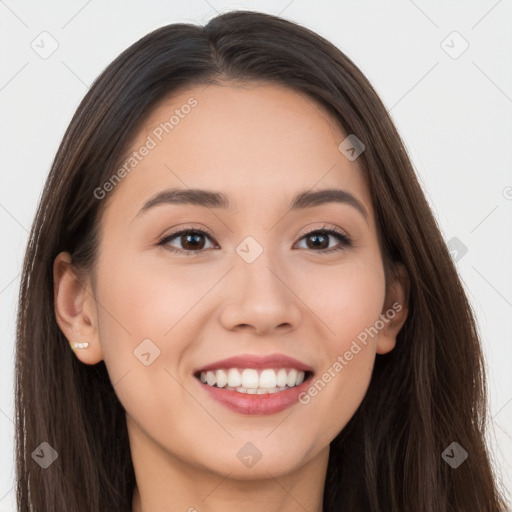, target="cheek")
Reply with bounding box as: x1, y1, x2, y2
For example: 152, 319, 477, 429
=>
93, 251, 220, 402
295, 258, 385, 436
95, 251, 215, 344
92, 255, 197, 431
298, 256, 386, 342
